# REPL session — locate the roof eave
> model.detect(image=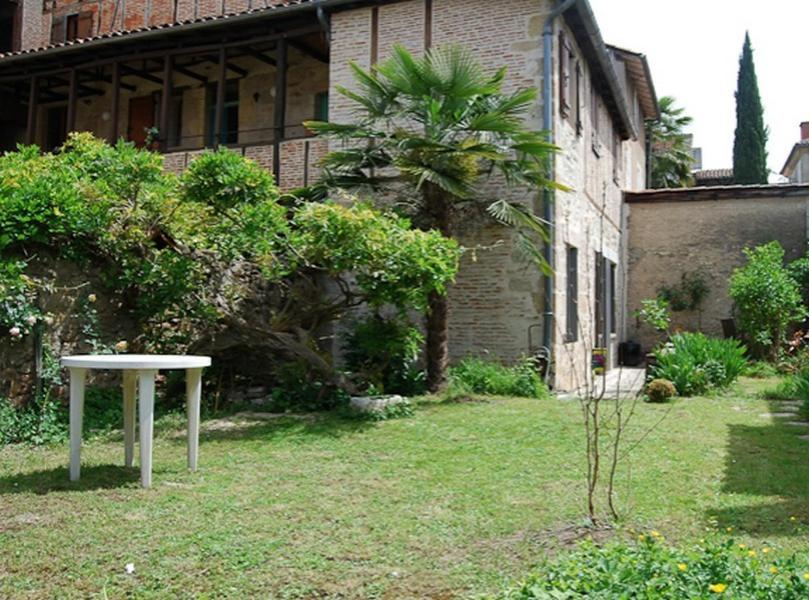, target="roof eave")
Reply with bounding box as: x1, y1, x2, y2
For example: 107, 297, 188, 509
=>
565, 0, 636, 141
